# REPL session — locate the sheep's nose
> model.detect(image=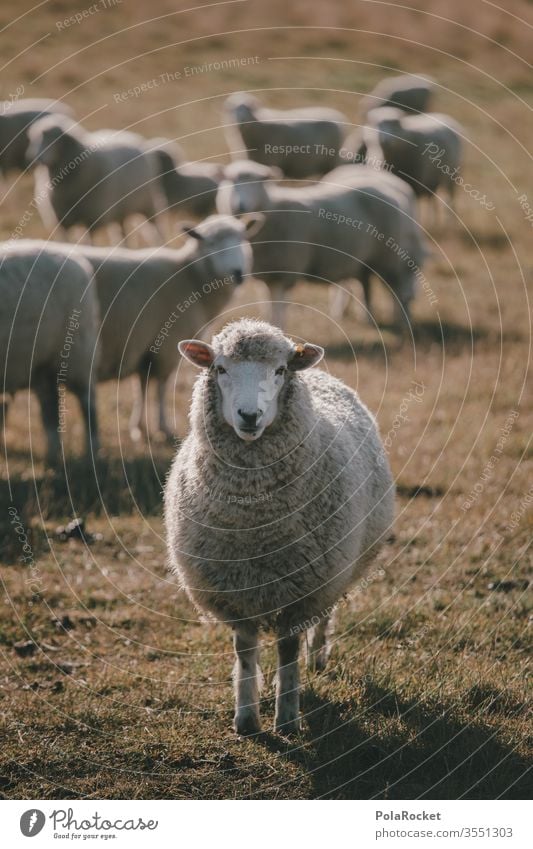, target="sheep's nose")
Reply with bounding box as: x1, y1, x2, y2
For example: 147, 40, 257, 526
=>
238, 409, 262, 428
232, 269, 244, 284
